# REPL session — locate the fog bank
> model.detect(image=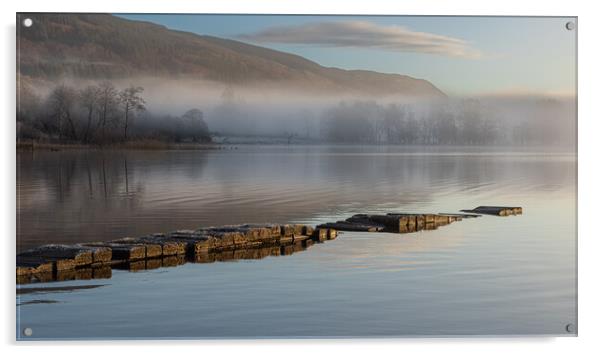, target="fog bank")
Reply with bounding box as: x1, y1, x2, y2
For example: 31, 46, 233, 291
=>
18, 76, 576, 147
